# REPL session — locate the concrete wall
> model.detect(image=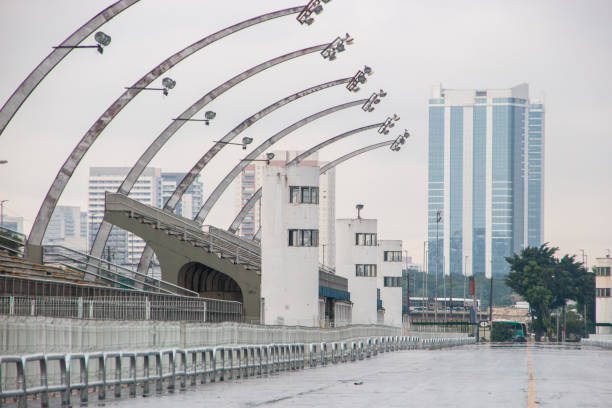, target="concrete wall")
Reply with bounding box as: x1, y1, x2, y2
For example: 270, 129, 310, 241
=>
336, 218, 378, 325
261, 164, 319, 326
378, 240, 403, 327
